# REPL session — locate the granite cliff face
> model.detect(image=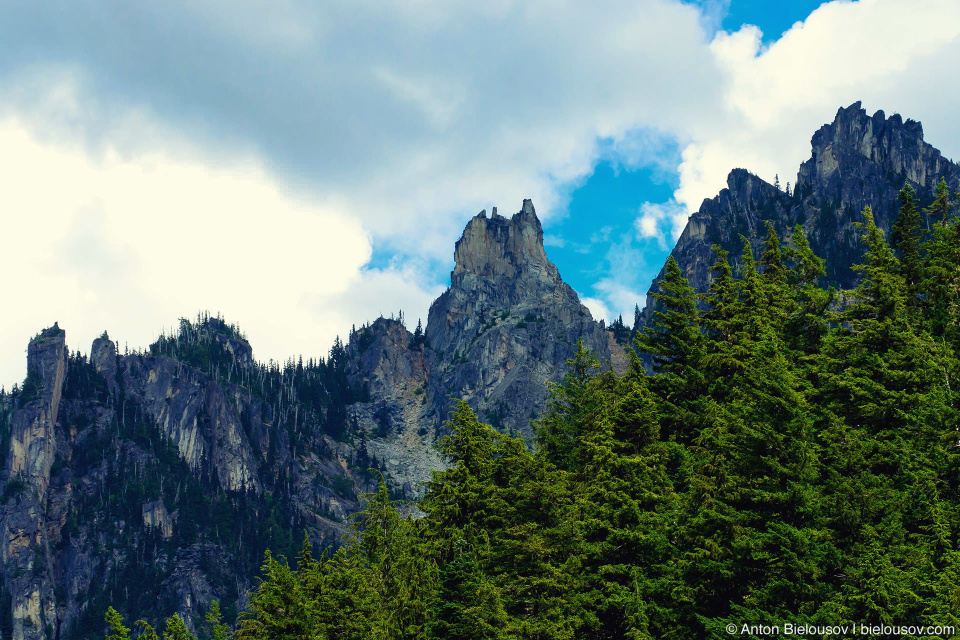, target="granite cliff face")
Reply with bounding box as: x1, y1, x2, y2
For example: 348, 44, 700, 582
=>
0, 200, 620, 638
644, 102, 960, 318
0, 321, 376, 640
425, 200, 625, 438
0, 325, 66, 640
